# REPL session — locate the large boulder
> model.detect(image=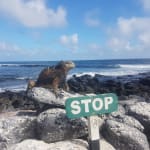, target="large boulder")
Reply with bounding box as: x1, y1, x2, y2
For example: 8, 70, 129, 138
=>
109, 114, 144, 132
0, 91, 38, 113
119, 96, 145, 111
128, 102, 150, 140
0, 111, 36, 149
10, 139, 88, 150
102, 120, 149, 150
36, 108, 88, 143
27, 87, 80, 108
9, 140, 50, 150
